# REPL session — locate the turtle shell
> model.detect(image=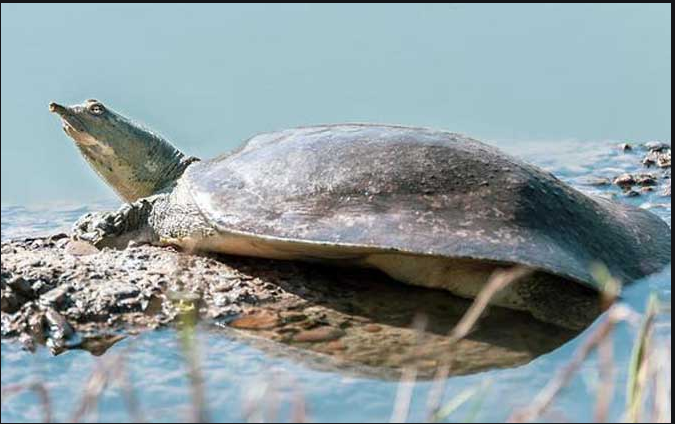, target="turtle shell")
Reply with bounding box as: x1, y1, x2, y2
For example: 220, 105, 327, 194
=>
185, 124, 671, 289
